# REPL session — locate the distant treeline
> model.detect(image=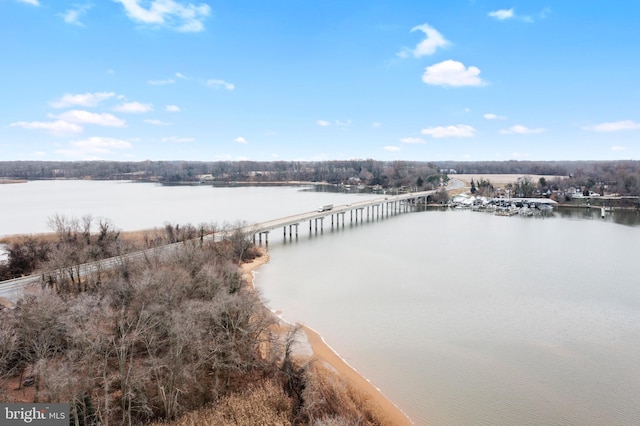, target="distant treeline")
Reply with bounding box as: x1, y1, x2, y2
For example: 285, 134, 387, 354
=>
1, 159, 639, 195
